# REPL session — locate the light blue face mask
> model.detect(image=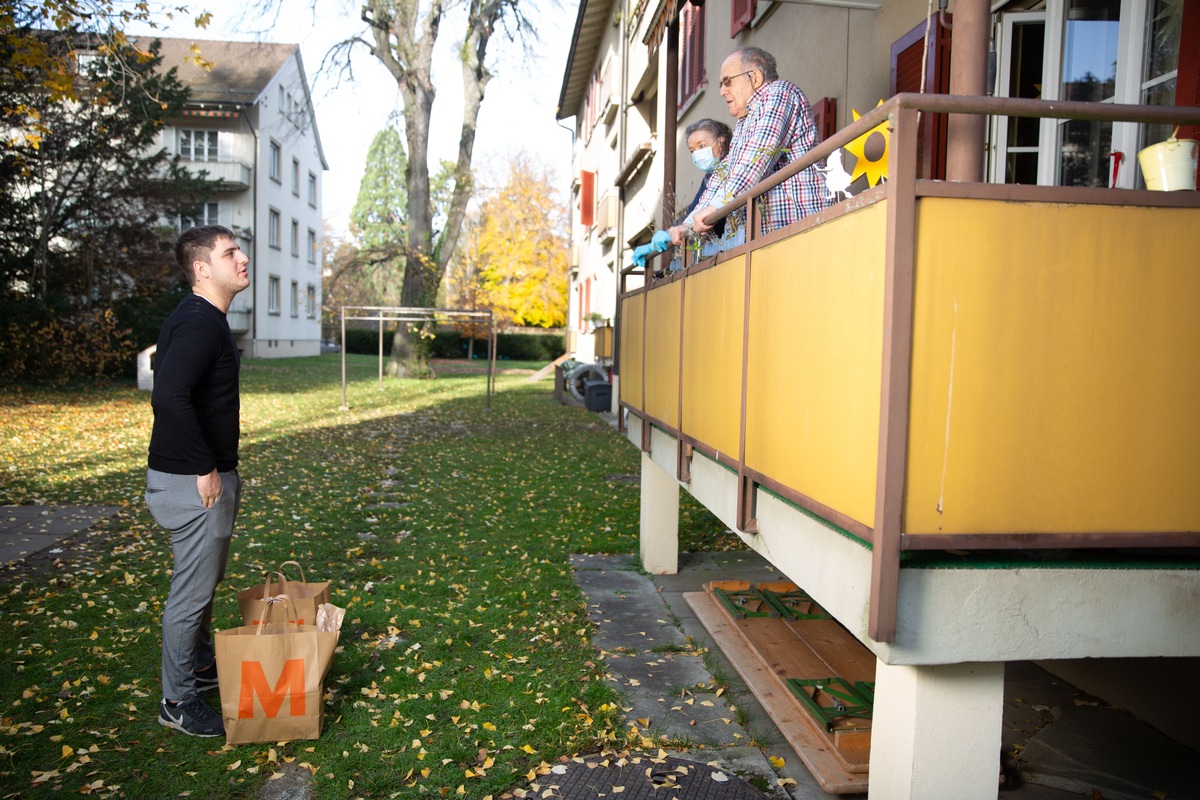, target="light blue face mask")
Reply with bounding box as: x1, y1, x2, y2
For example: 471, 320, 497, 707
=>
691, 146, 719, 172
